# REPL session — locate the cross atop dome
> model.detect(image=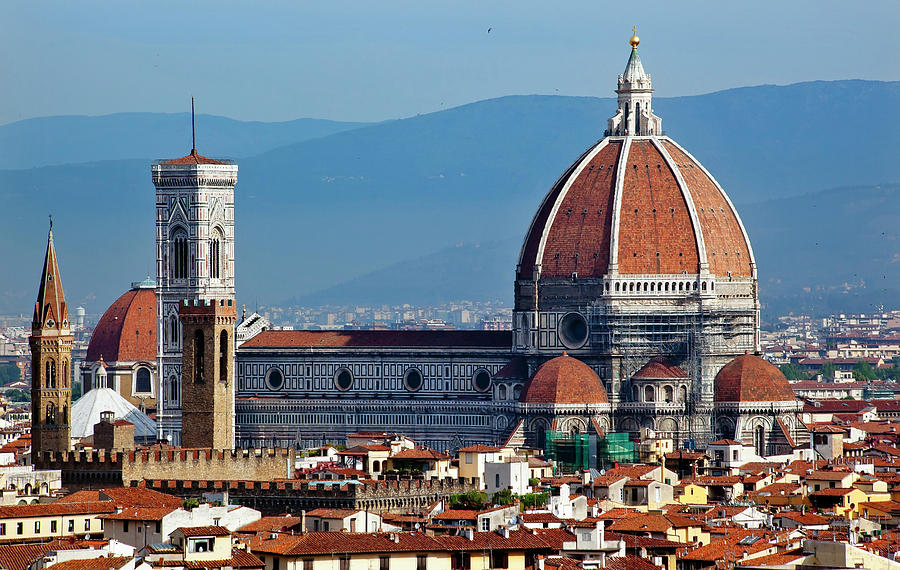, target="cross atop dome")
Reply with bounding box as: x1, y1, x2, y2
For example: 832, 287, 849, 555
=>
607, 29, 663, 137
